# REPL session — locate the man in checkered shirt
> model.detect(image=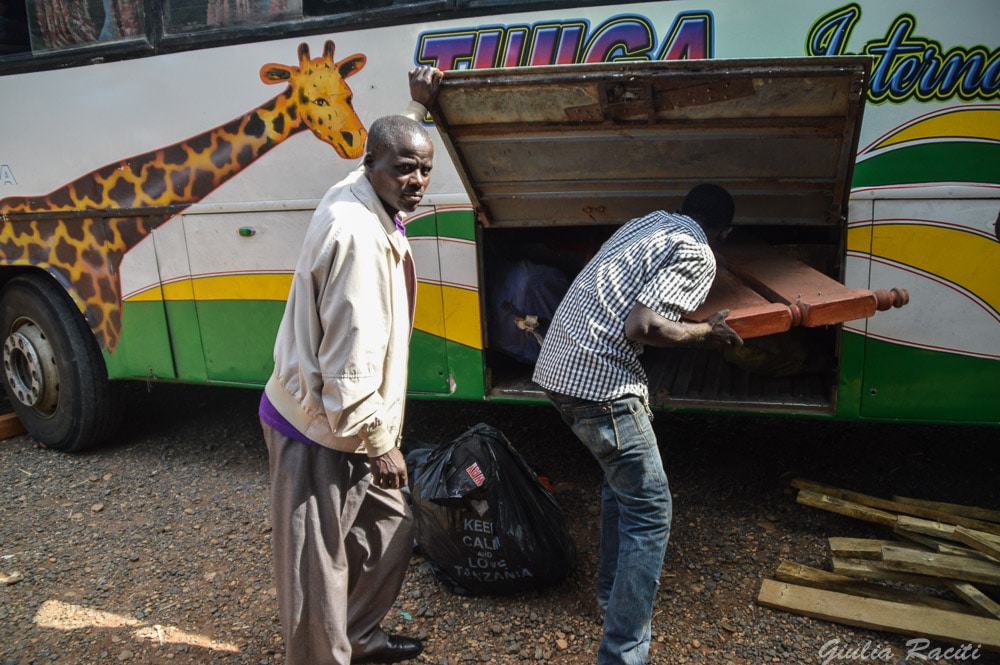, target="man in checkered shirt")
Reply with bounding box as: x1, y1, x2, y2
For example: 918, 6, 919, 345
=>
532, 183, 743, 665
